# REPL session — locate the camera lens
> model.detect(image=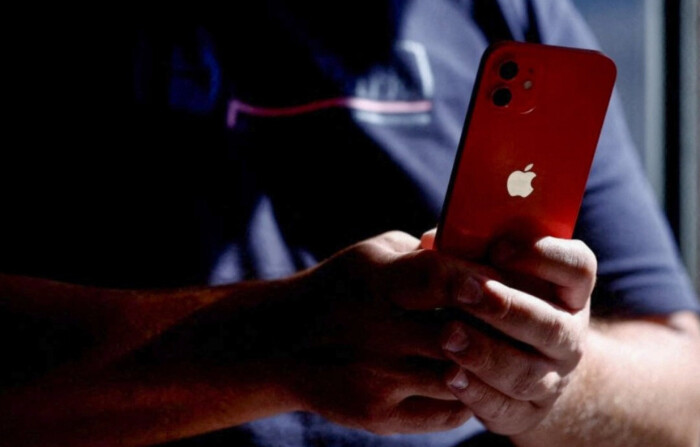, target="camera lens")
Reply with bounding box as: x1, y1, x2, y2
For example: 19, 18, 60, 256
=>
493, 88, 512, 107
499, 61, 519, 80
